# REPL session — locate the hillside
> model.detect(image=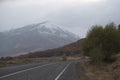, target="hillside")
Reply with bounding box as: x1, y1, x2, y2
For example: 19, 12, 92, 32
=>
18, 38, 85, 58
0, 38, 84, 67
